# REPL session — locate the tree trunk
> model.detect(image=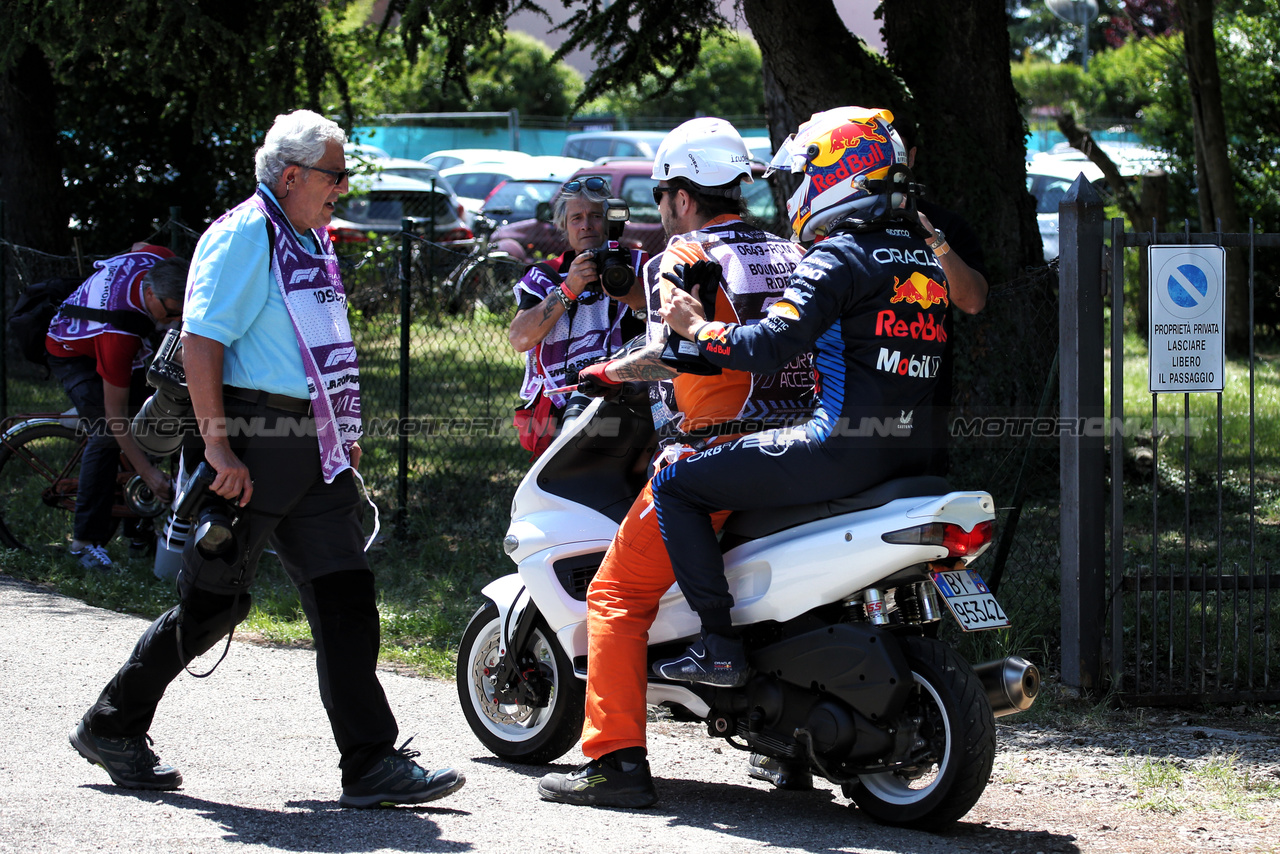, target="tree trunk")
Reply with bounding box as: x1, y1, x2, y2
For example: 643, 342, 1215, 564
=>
743, 0, 913, 231
1176, 0, 1247, 351
0, 46, 68, 254
883, 0, 1041, 282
